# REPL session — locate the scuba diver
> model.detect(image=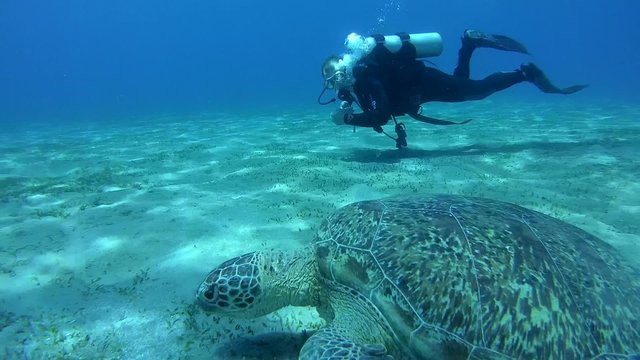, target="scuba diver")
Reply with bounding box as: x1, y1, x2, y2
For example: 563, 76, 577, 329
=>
318, 30, 588, 149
